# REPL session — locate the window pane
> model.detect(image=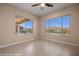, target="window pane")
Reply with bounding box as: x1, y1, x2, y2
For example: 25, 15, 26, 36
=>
44, 19, 49, 29
49, 17, 62, 34
19, 21, 32, 34
45, 17, 62, 34
44, 19, 50, 34
62, 15, 70, 36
